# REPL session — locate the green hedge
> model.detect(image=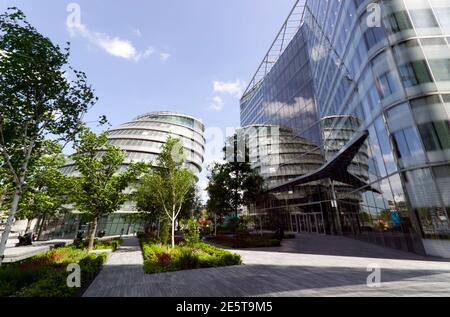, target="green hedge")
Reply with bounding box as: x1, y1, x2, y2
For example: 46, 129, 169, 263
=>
73, 238, 122, 251
141, 240, 241, 274
0, 246, 108, 297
